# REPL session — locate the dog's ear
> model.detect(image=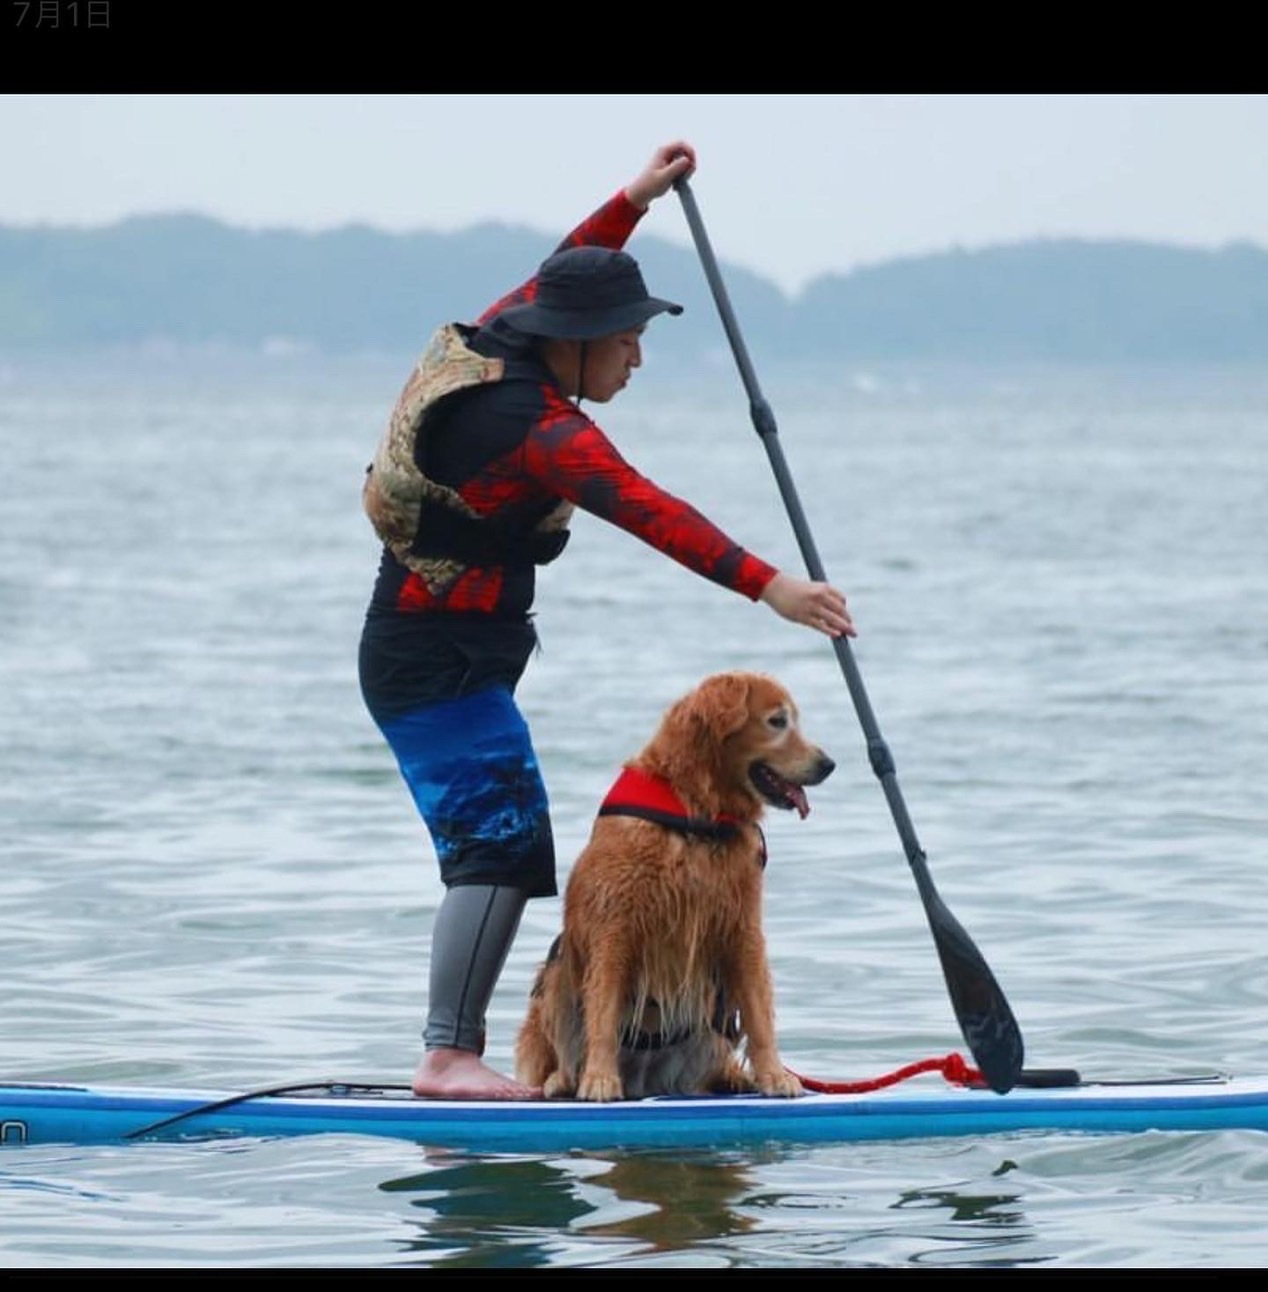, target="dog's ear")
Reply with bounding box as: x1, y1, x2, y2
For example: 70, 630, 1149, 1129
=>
684, 671, 753, 741
643, 672, 752, 768
640, 672, 756, 803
